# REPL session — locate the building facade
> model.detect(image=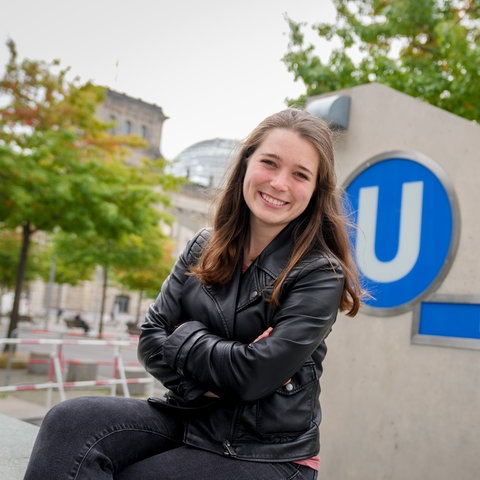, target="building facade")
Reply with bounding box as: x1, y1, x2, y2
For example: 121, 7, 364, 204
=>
166, 138, 239, 255
96, 89, 168, 161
